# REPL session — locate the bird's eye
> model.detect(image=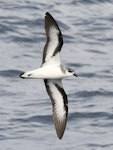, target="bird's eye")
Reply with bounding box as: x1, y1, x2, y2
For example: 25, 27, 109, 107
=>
68, 69, 73, 73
